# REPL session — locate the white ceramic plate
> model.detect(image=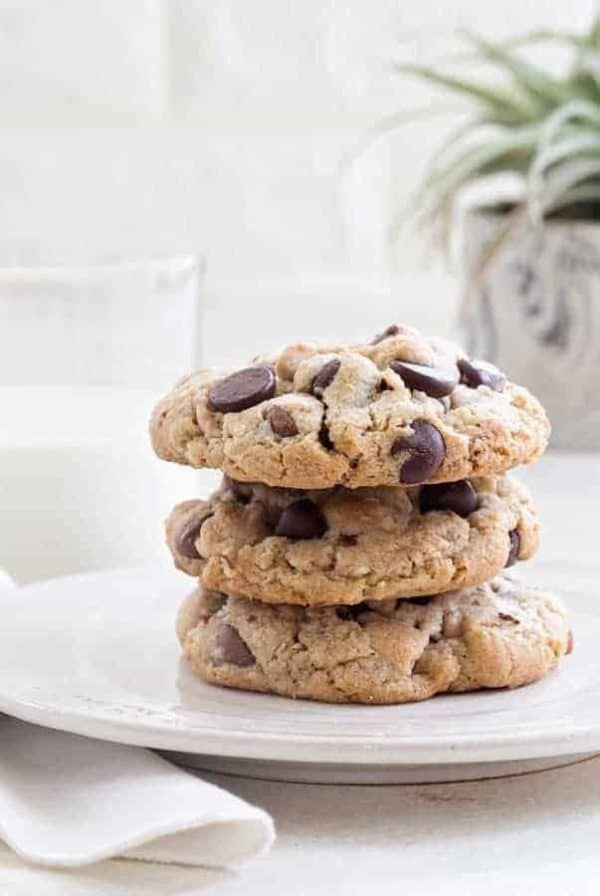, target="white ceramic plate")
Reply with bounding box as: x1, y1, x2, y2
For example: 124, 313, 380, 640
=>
0, 567, 598, 784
